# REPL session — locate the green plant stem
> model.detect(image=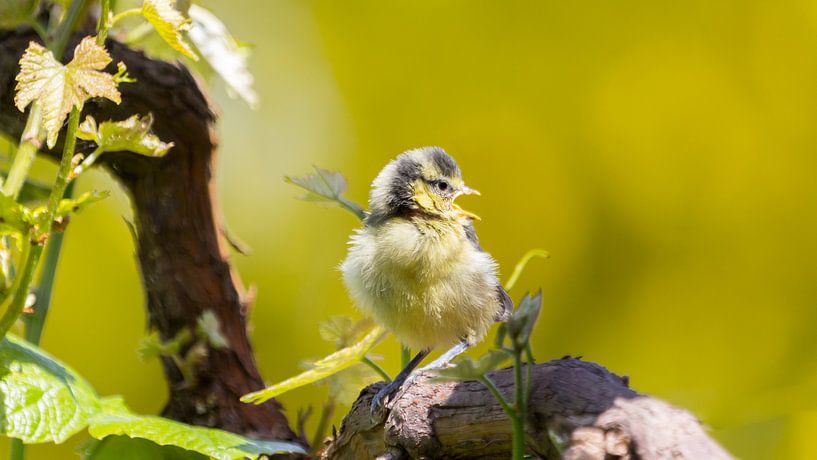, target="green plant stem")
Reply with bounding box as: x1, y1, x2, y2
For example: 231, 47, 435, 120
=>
523, 343, 534, 410
361, 355, 391, 382
4, 105, 43, 199
97, 0, 112, 44
479, 370, 524, 460
109, 8, 142, 27
338, 196, 366, 220
0, 241, 42, 338
23, 182, 75, 345
0, 106, 80, 339
9, 438, 23, 460
51, 0, 89, 57
44, 108, 79, 223
513, 352, 526, 459
478, 374, 515, 419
